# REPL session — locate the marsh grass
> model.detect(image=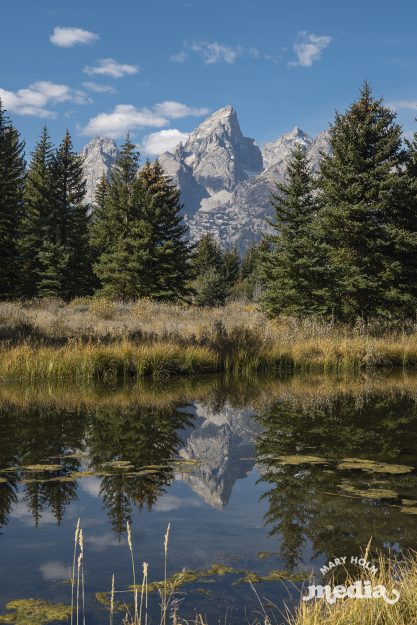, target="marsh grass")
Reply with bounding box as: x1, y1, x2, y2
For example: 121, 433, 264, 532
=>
1, 299, 417, 380
64, 521, 417, 625
286, 551, 417, 625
